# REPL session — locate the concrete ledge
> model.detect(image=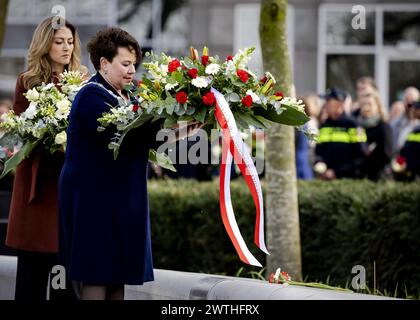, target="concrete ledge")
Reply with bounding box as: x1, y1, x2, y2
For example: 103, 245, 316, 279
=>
0, 255, 394, 300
